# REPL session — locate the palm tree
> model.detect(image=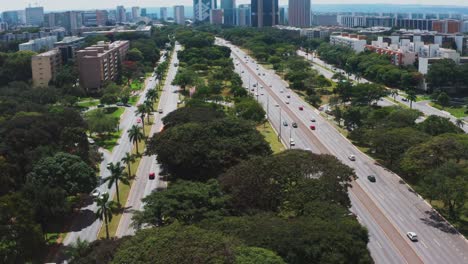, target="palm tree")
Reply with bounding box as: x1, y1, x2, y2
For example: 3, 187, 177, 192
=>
406, 90, 417, 109
96, 192, 118, 239
104, 162, 129, 205
121, 152, 136, 177
135, 105, 147, 134
146, 89, 158, 102
143, 100, 154, 124
391, 89, 399, 101
456, 118, 464, 128
128, 125, 144, 154
65, 237, 89, 261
